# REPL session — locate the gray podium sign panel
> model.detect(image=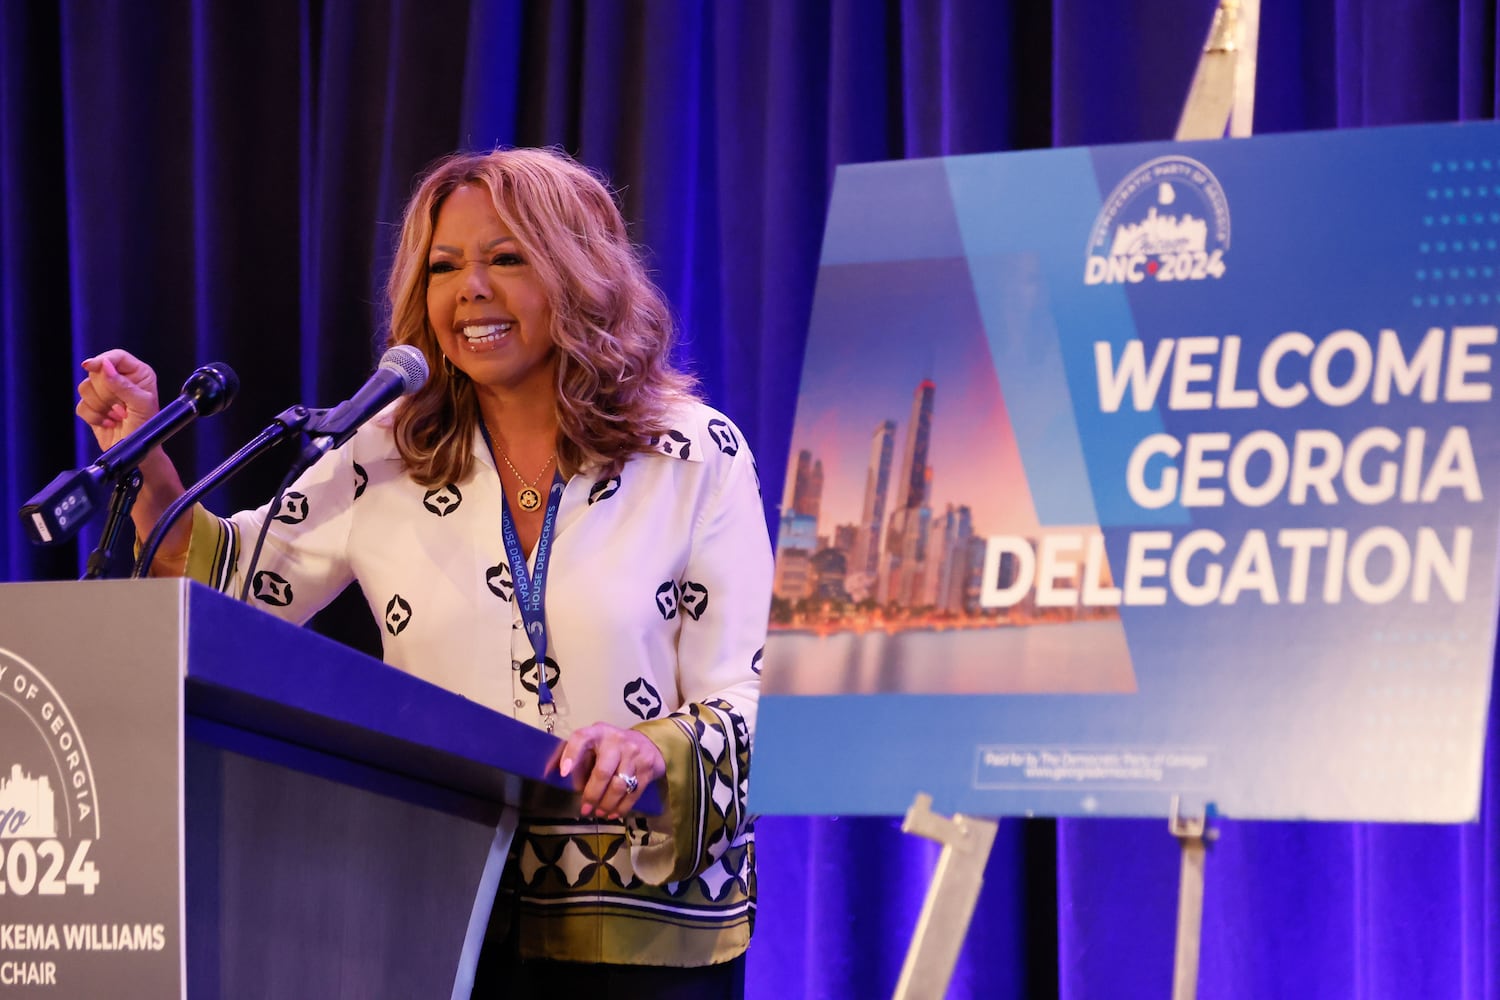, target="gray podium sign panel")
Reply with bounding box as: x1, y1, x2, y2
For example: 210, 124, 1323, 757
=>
1, 581, 181, 996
